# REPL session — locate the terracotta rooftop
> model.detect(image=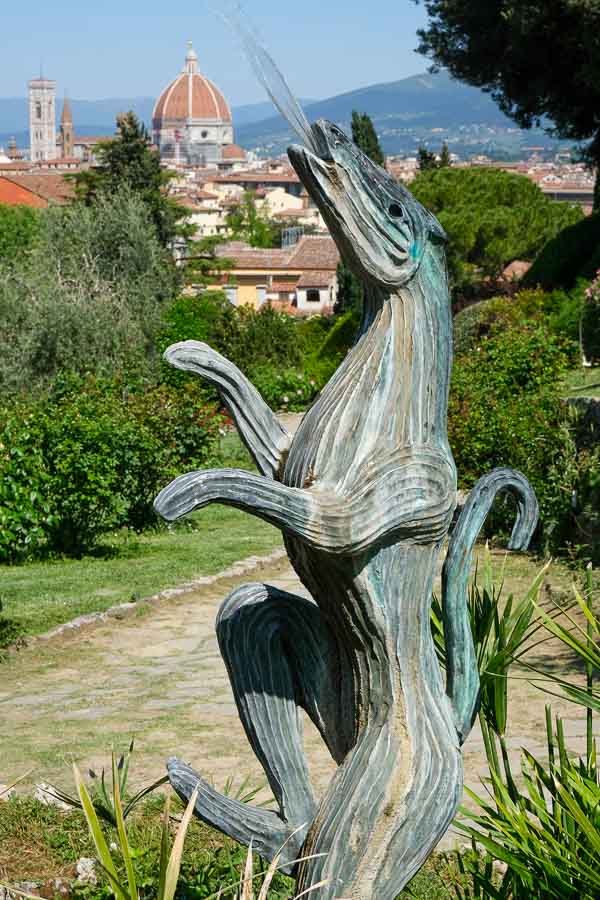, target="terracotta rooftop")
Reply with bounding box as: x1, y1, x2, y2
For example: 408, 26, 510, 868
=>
211, 171, 300, 185
297, 269, 337, 288
0, 173, 75, 206
222, 143, 247, 160
153, 74, 231, 124
214, 235, 339, 272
